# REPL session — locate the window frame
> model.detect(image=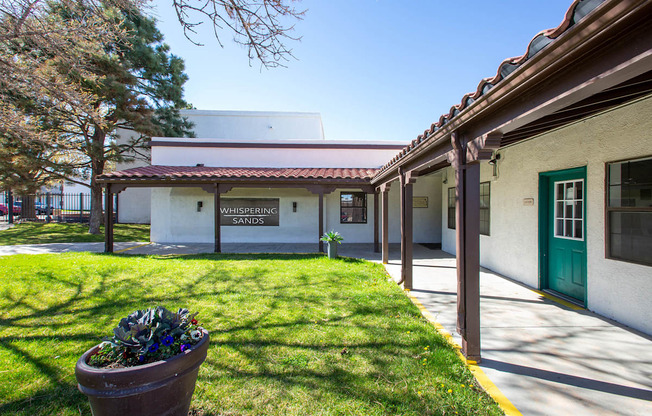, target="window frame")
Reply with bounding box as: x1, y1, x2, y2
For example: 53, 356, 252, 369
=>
447, 187, 456, 230
340, 192, 367, 224
553, 179, 584, 241
604, 155, 652, 267
447, 184, 490, 235
480, 181, 491, 236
